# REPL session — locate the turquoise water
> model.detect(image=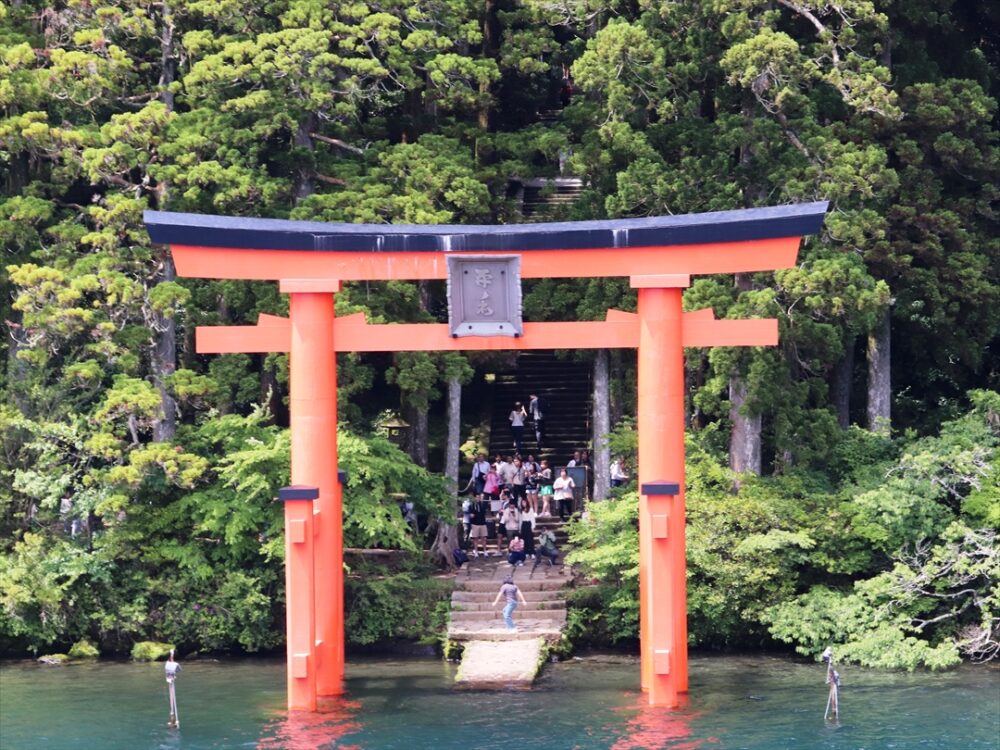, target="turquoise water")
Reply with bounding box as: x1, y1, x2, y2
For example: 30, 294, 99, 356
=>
1, 654, 997, 749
